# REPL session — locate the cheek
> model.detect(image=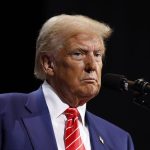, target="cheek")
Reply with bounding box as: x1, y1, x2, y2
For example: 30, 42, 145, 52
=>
97, 62, 103, 76
58, 64, 83, 85
62, 60, 84, 77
